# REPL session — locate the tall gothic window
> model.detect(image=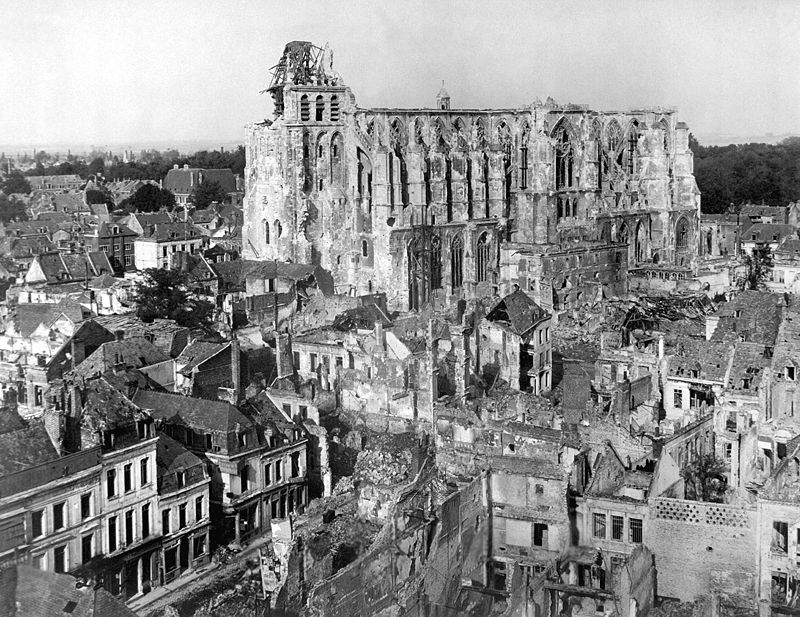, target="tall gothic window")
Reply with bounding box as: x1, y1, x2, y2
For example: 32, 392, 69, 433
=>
554, 123, 574, 190
430, 235, 442, 290
476, 232, 491, 283
626, 122, 639, 175
274, 220, 282, 238
264, 221, 270, 244
676, 218, 689, 249
519, 124, 530, 190
451, 235, 463, 289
